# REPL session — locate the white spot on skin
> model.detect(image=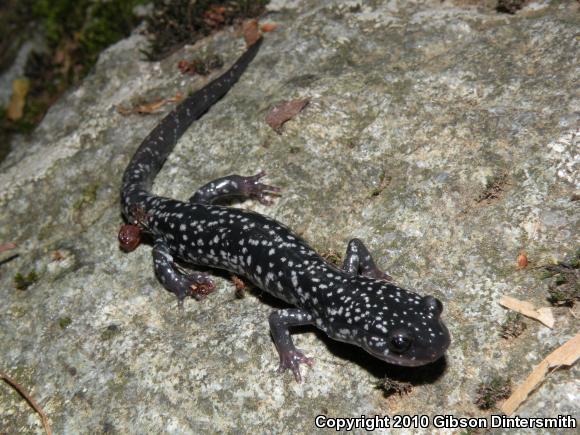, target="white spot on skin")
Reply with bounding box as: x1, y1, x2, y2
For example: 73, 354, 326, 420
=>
291, 275, 298, 287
